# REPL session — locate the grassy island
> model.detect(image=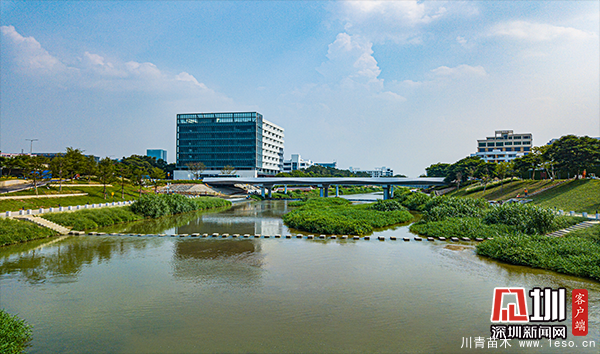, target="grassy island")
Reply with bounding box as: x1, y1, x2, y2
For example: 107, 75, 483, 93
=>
283, 198, 413, 235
